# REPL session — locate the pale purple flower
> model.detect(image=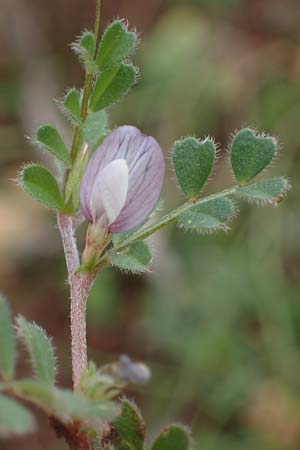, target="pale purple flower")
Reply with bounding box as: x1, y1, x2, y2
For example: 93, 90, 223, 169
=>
80, 126, 165, 233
